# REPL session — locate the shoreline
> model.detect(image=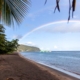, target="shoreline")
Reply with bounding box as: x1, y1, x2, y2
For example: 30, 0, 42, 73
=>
0, 52, 79, 80
18, 52, 80, 79
18, 52, 79, 80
